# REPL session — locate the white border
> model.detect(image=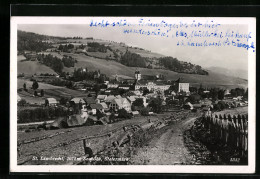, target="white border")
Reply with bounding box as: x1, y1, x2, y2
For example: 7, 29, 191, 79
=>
10, 17, 256, 173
